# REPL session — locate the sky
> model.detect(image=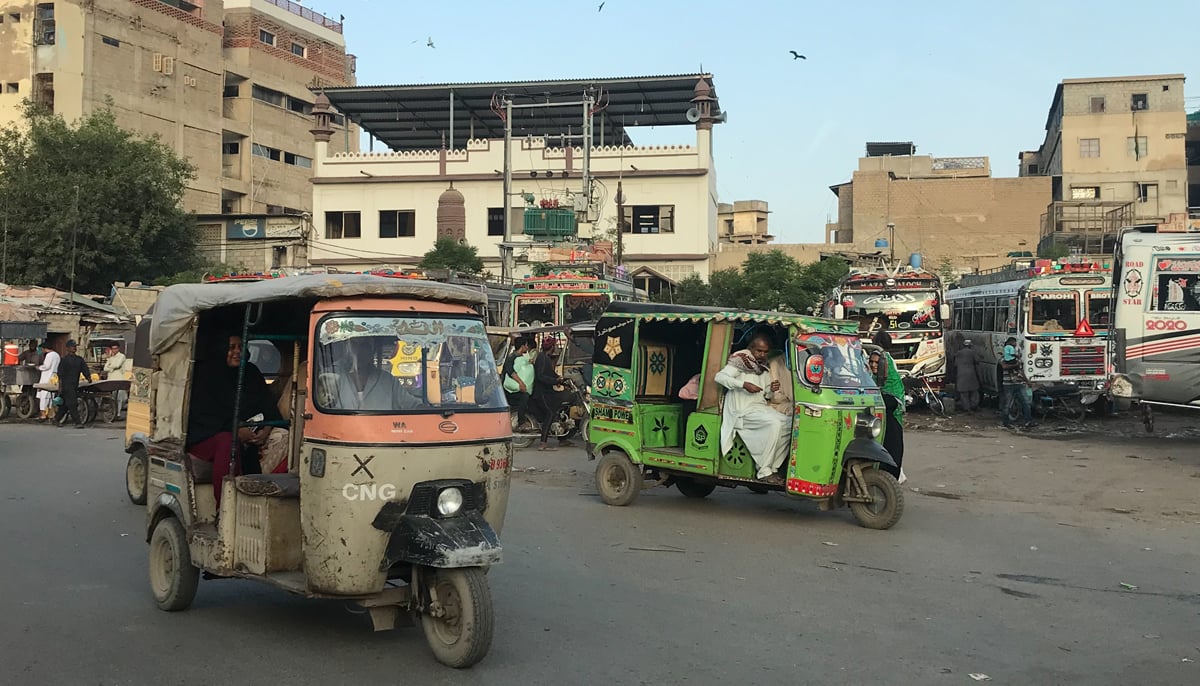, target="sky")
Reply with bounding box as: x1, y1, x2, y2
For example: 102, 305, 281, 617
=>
299, 0, 1199, 244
